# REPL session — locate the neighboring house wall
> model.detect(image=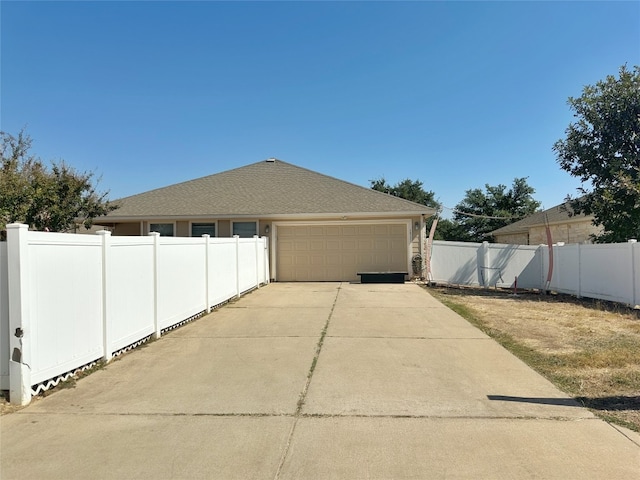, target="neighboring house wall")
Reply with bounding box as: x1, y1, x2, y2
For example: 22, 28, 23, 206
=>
529, 221, 602, 245
493, 232, 529, 245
